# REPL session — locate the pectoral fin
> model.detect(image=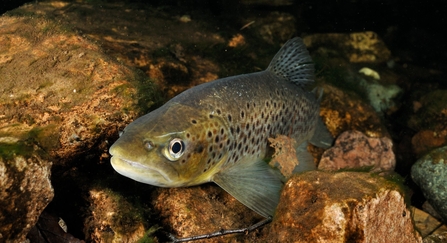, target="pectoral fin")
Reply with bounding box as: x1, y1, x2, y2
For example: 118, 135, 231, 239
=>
212, 159, 283, 218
